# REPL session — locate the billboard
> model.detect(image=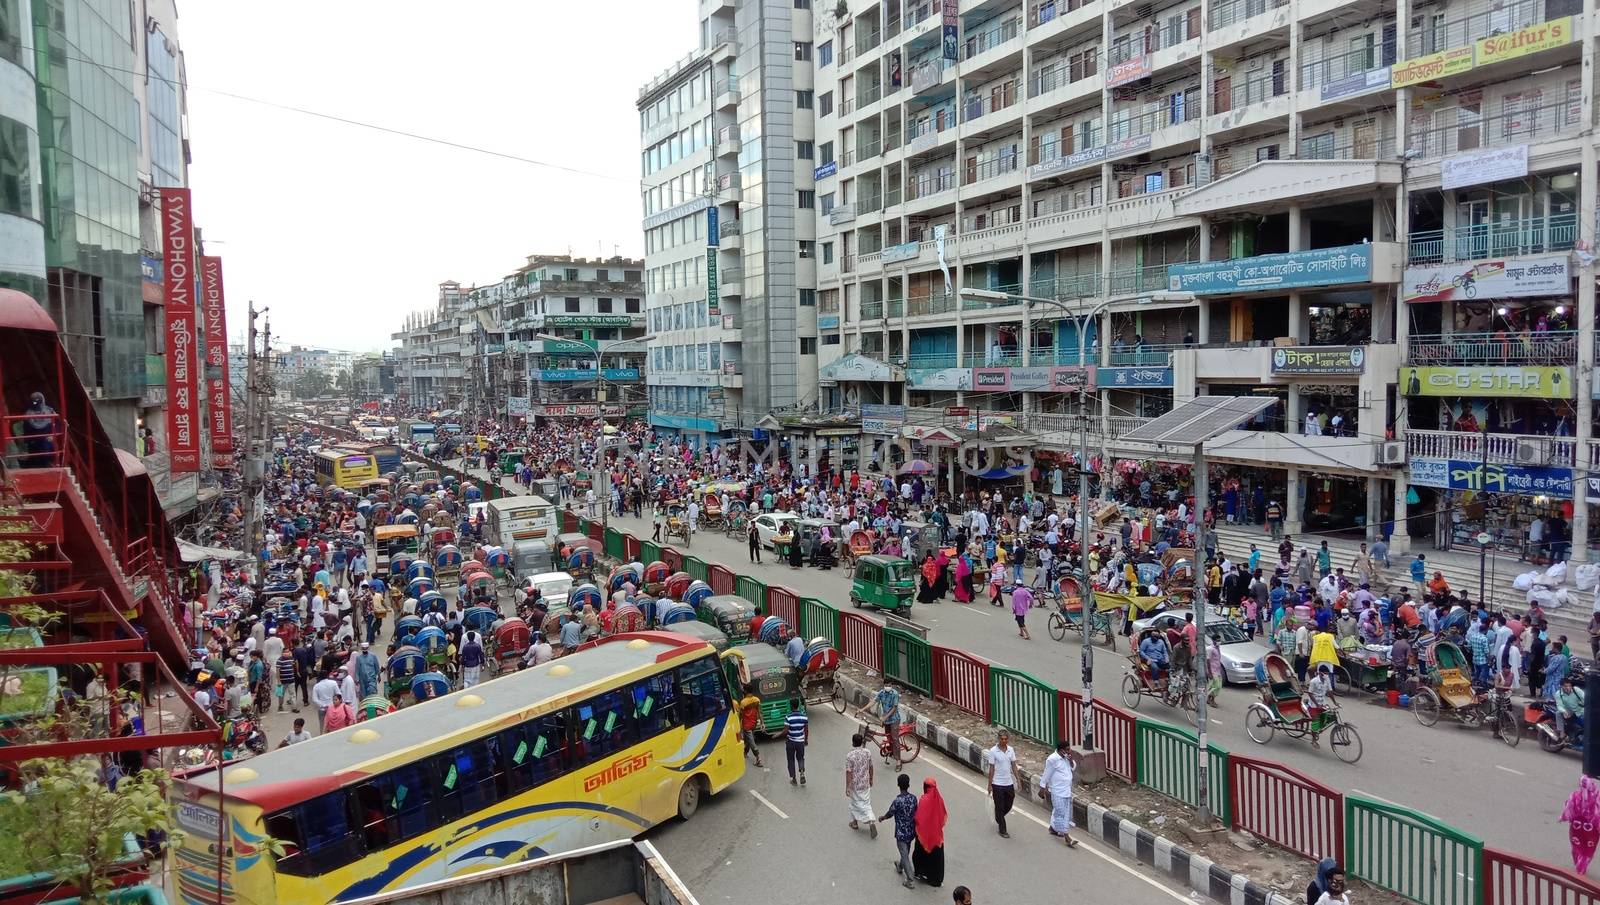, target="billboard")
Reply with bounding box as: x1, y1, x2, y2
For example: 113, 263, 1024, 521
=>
1097, 367, 1174, 388
1167, 244, 1373, 294
1399, 366, 1573, 398
159, 187, 199, 473
1270, 346, 1366, 375
1409, 457, 1573, 497
199, 256, 232, 453
861, 404, 907, 435
1401, 253, 1570, 303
